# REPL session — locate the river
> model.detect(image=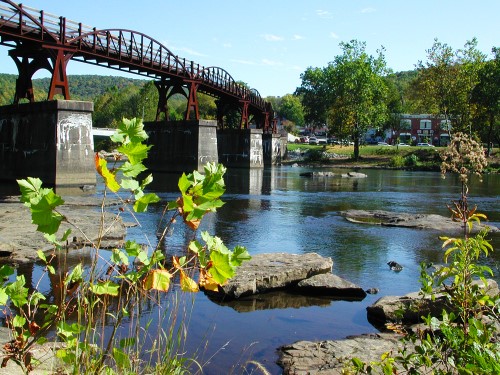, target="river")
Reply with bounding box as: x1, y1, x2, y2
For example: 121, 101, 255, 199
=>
128, 166, 500, 374
5, 166, 500, 374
